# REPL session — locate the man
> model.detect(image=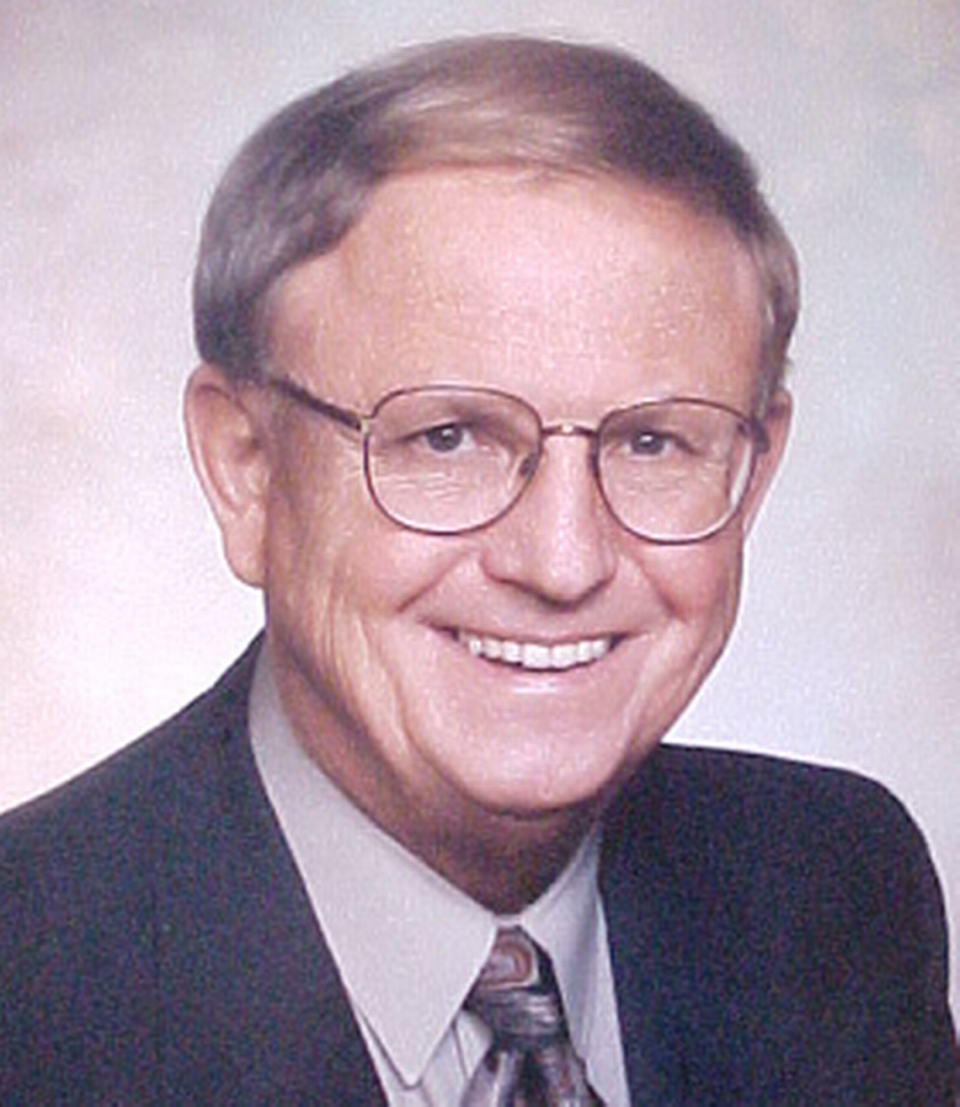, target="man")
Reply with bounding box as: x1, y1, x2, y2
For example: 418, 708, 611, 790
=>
1, 36, 954, 1104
